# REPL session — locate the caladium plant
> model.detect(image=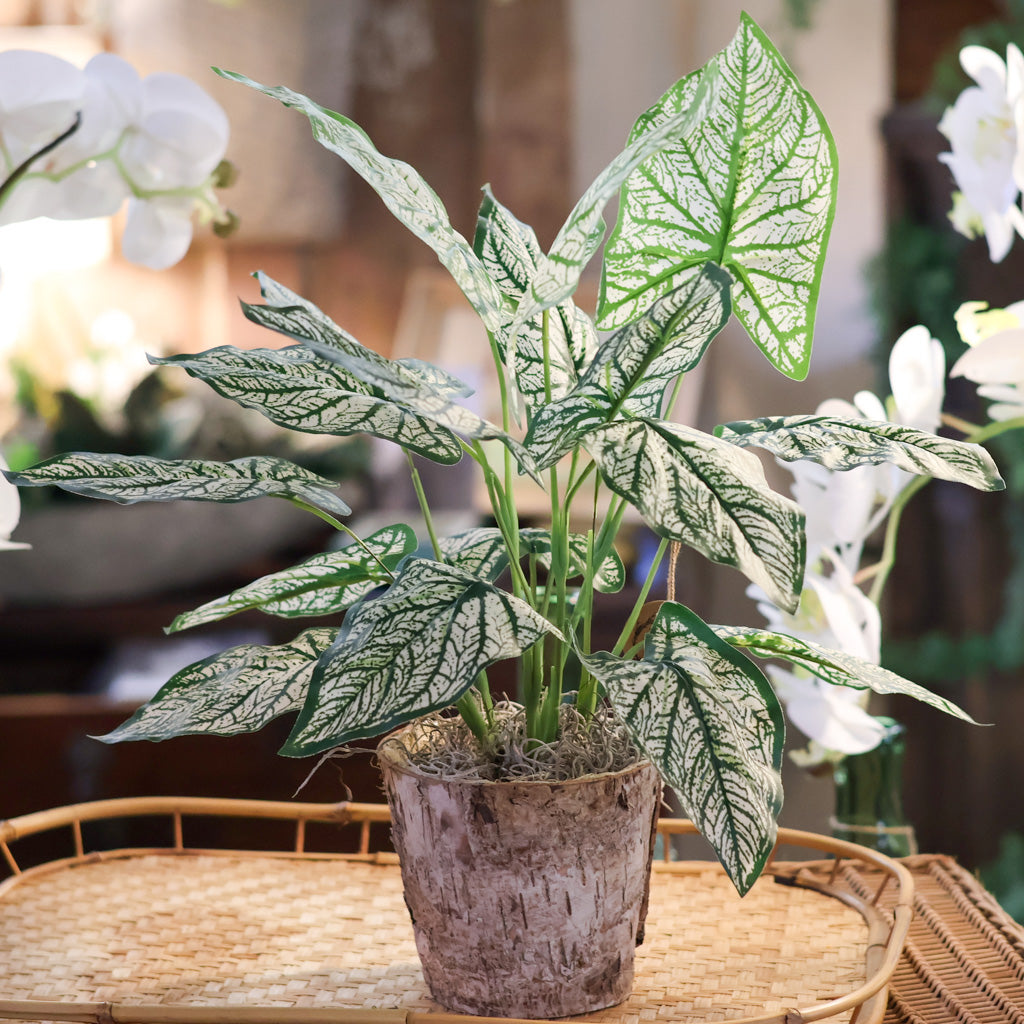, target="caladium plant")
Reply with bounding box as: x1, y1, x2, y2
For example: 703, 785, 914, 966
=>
5, 14, 1005, 893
